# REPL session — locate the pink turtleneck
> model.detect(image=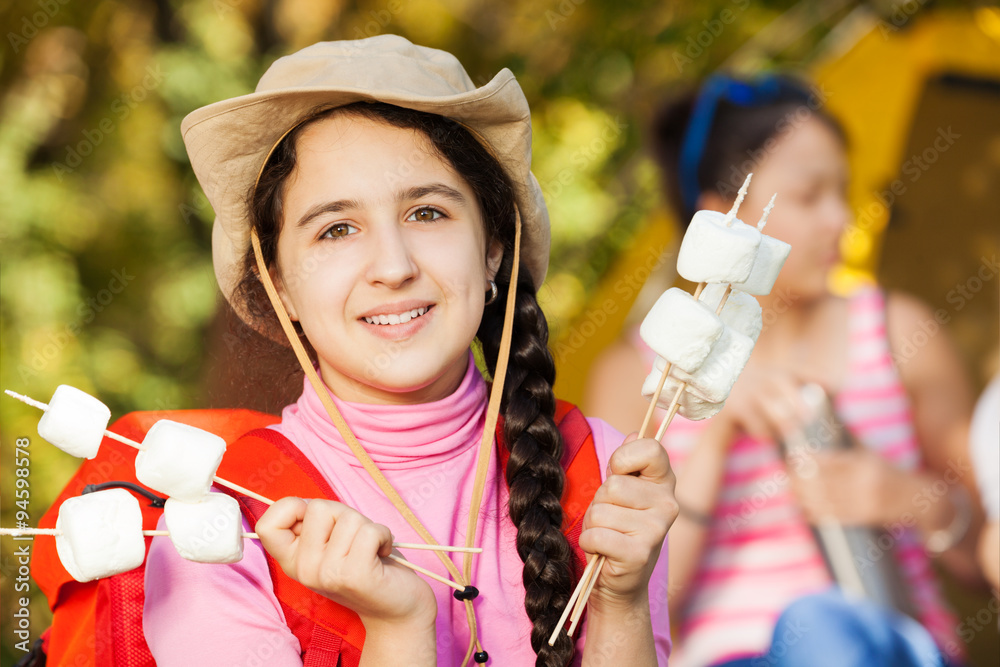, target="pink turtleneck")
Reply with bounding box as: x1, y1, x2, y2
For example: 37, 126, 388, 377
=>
143, 353, 671, 665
